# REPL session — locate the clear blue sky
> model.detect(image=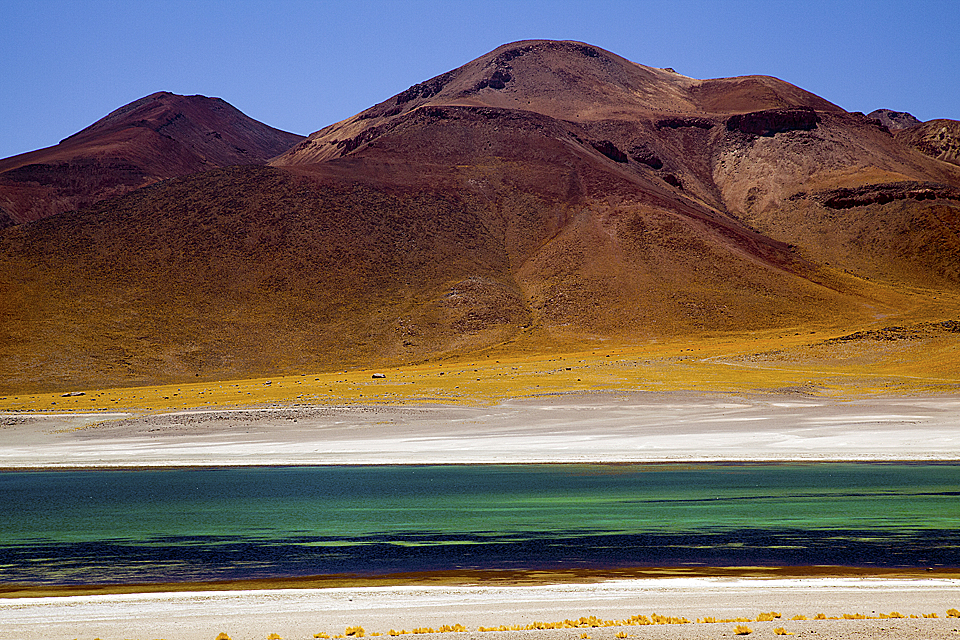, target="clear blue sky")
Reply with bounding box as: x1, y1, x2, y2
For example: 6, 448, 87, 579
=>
2, 0, 958, 159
